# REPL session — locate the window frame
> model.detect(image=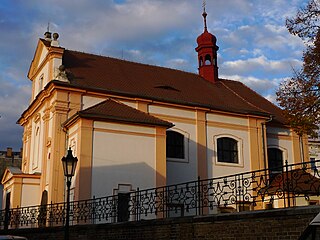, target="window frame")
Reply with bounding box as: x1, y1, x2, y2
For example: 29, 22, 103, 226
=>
113, 184, 134, 222
267, 145, 288, 167
166, 129, 189, 163
217, 137, 238, 163
214, 135, 243, 167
